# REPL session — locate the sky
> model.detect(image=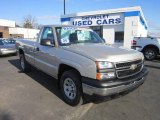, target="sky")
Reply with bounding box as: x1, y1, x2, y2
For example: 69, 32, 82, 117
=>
0, 0, 159, 37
